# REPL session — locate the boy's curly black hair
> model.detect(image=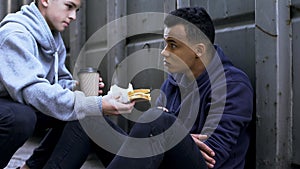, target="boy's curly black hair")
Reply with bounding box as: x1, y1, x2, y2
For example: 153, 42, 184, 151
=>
164, 7, 215, 44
